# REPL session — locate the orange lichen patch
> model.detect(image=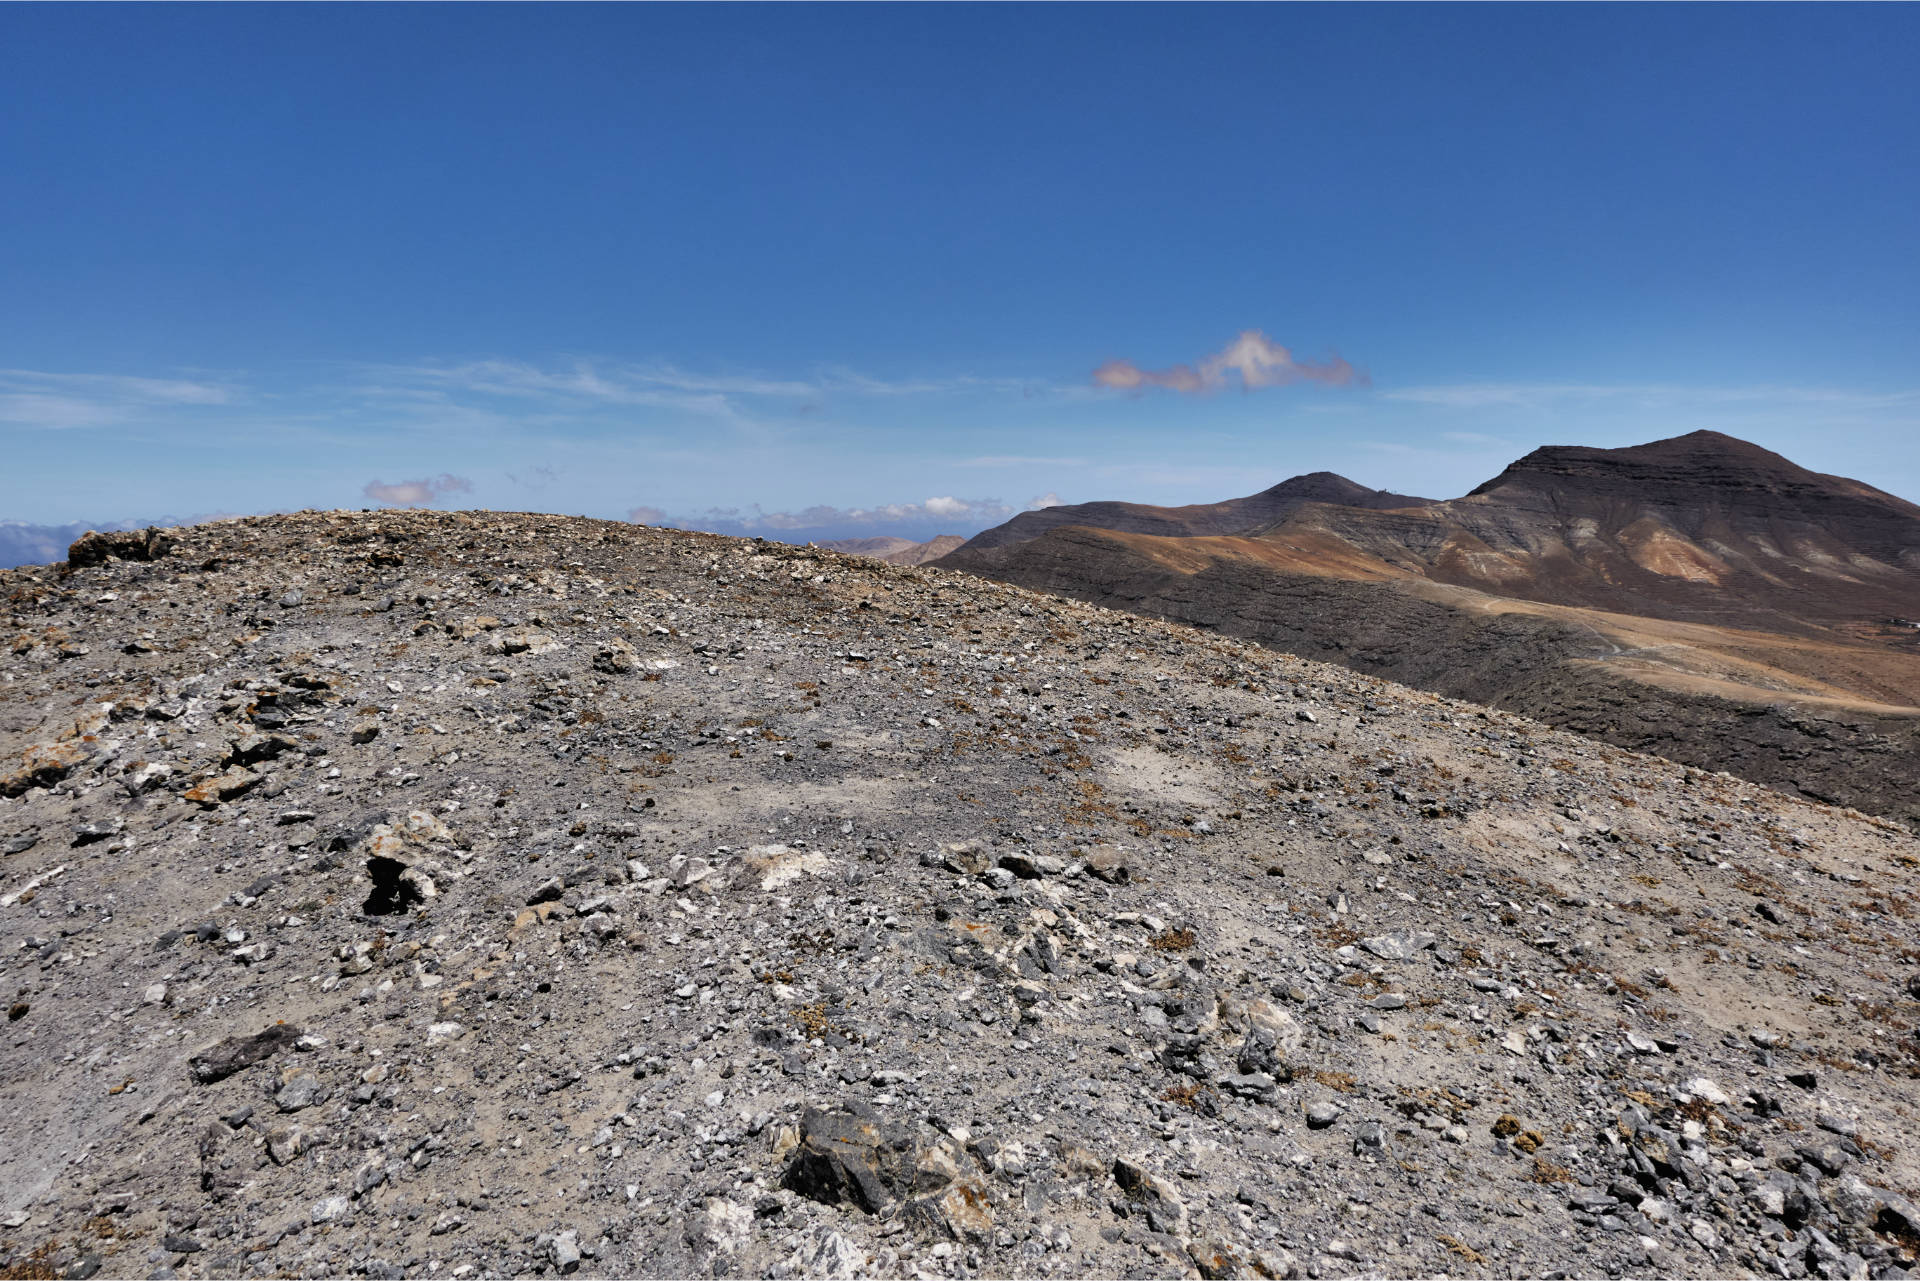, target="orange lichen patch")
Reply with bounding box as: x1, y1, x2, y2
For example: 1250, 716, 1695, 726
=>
0, 740, 92, 798
1161, 1080, 1215, 1112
